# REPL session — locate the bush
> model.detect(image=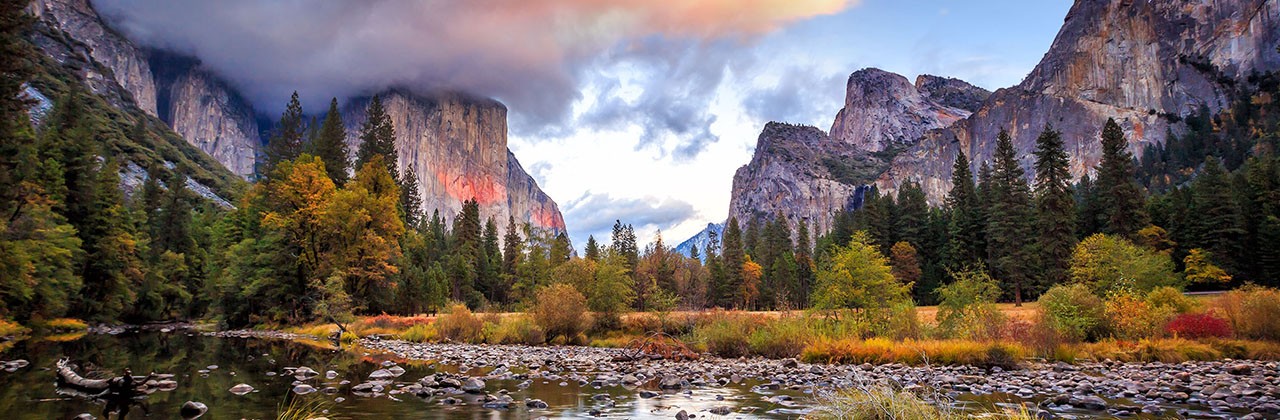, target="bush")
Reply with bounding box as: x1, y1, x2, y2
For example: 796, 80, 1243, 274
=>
0, 319, 29, 338
1104, 292, 1172, 340
801, 338, 1025, 369
1070, 234, 1178, 294
1069, 339, 1220, 363
38, 318, 87, 332
397, 324, 438, 343
434, 304, 486, 343
694, 316, 755, 358
486, 316, 545, 345
935, 267, 1005, 340
1214, 286, 1280, 340
1165, 313, 1232, 339
747, 316, 812, 358
1145, 286, 1199, 314
1037, 284, 1106, 342
532, 284, 589, 343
